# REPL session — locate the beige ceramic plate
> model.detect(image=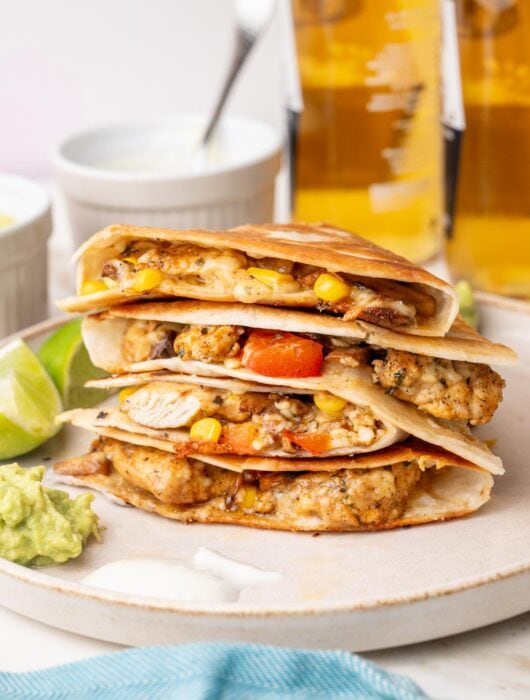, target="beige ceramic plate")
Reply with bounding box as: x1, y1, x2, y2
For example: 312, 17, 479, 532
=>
0, 299, 529, 652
